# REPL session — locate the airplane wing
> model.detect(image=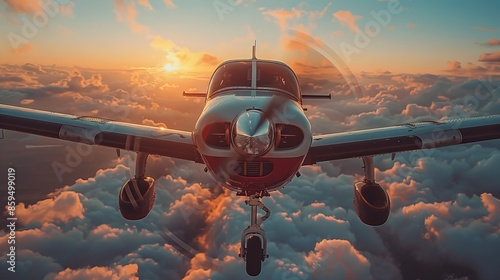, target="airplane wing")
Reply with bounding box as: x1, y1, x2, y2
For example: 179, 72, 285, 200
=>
303, 115, 500, 164
0, 104, 203, 163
